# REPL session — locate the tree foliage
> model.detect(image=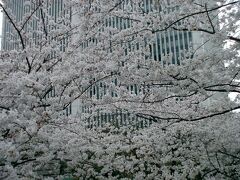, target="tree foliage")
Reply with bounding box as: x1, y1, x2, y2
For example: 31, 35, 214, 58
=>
0, 0, 240, 179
